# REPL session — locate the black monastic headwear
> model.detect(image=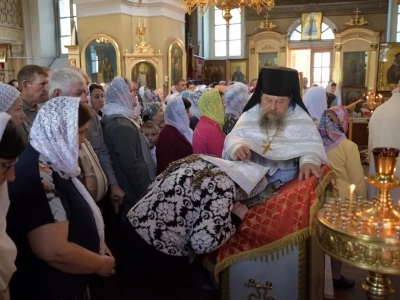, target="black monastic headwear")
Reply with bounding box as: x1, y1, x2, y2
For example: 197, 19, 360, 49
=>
243, 66, 309, 114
